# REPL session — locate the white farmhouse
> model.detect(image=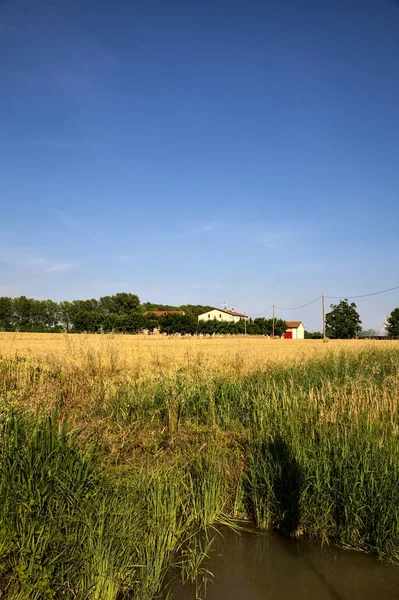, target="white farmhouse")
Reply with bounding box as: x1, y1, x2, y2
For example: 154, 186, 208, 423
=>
198, 308, 247, 323
284, 321, 305, 339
